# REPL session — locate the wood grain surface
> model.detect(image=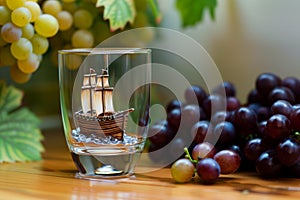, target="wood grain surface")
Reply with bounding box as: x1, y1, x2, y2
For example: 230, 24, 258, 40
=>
0, 129, 299, 200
